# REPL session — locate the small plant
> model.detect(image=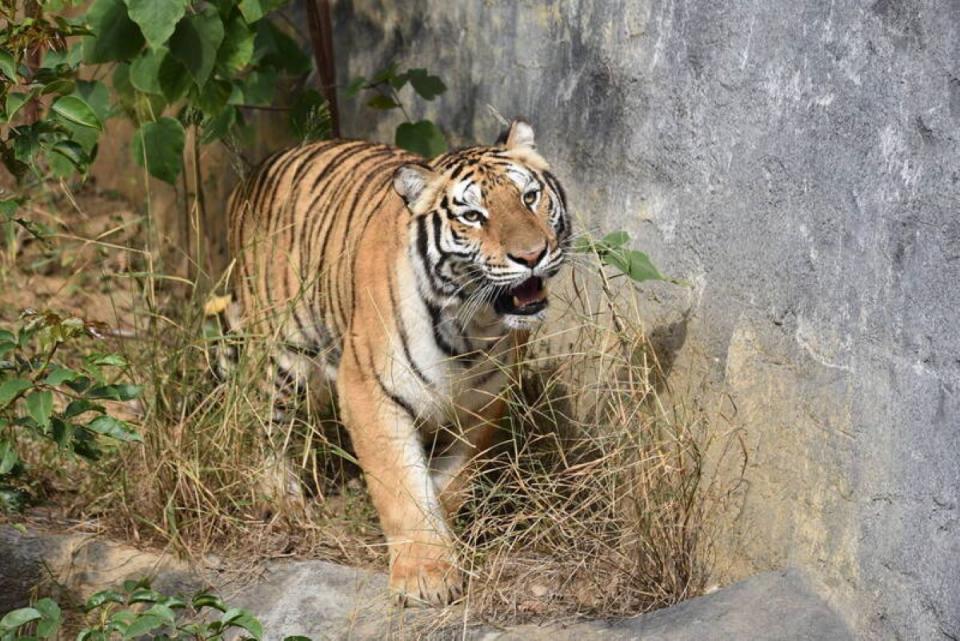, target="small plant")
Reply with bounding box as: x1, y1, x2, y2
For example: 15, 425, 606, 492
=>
0, 1, 103, 235
574, 231, 668, 283
346, 63, 448, 157
0, 310, 141, 511
0, 578, 313, 641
